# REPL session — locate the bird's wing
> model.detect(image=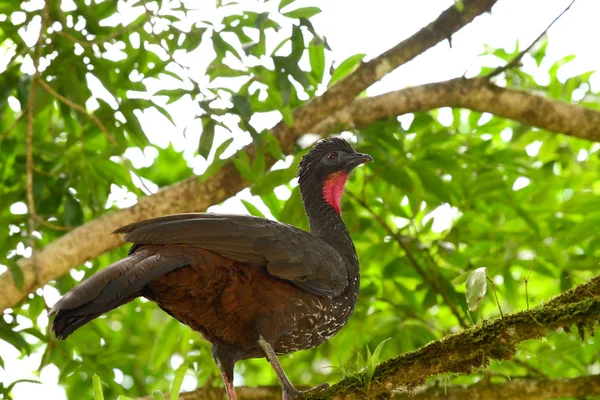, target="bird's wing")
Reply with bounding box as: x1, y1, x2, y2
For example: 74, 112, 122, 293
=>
113, 213, 349, 296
